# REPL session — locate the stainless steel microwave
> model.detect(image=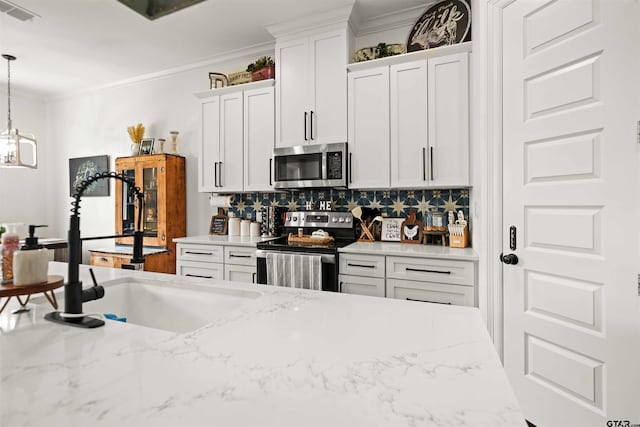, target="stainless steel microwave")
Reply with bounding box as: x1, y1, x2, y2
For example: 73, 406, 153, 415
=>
272, 142, 347, 189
